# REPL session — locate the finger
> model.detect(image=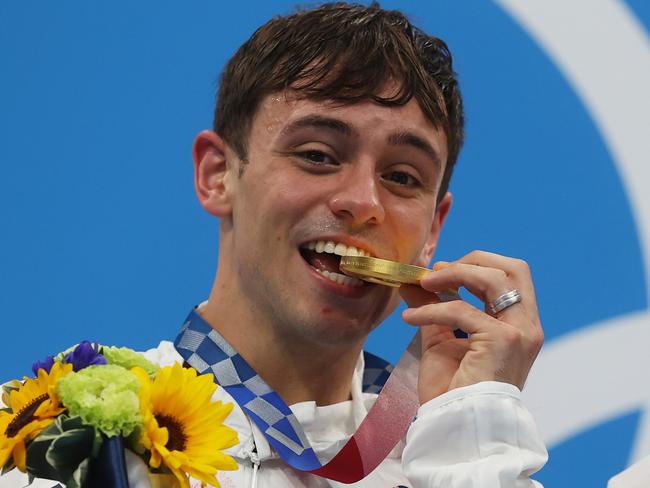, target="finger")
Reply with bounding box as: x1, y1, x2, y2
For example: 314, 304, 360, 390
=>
401, 286, 469, 338
403, 301, 538, 366
420, 261, 530, 329
430, 252, 539, 329
399, 284, 441, 309
457, 250, 538, 310
419, 322, 464, 350
420, 262, 515, 307
458, 251, 540, 330
403, 299, 504, 335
